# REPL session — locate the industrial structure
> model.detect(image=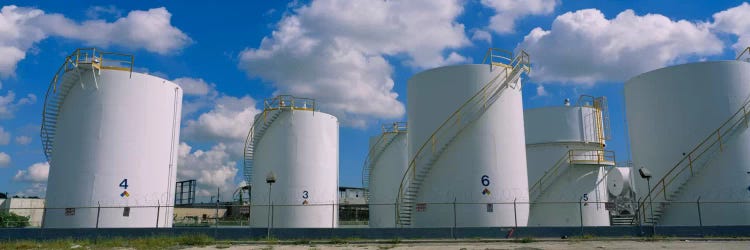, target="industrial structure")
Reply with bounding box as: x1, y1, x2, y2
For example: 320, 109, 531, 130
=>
397, 49, 530, 227
362, 122, 408, 228
524, 96, 614, 226
42, 48, 183, 228
245, 95, 339, 228
625, 51, 750, 226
